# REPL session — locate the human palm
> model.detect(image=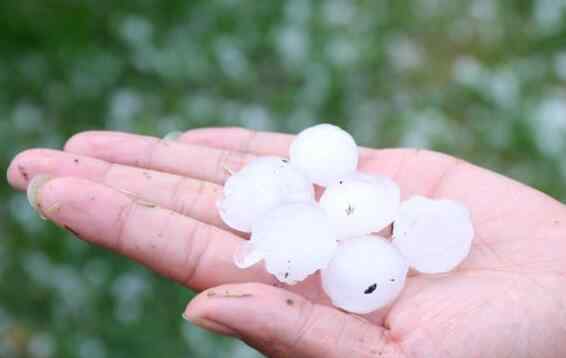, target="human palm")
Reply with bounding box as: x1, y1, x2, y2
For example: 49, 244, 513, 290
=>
8, 127, 566, 357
